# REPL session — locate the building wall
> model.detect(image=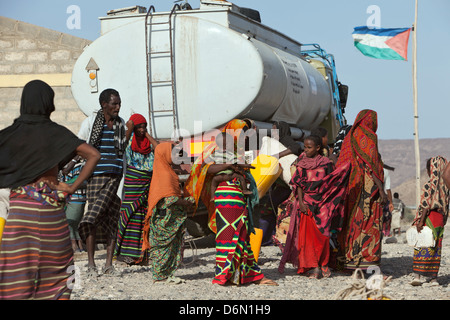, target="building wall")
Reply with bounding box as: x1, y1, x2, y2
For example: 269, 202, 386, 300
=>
0, 16, 92, 134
